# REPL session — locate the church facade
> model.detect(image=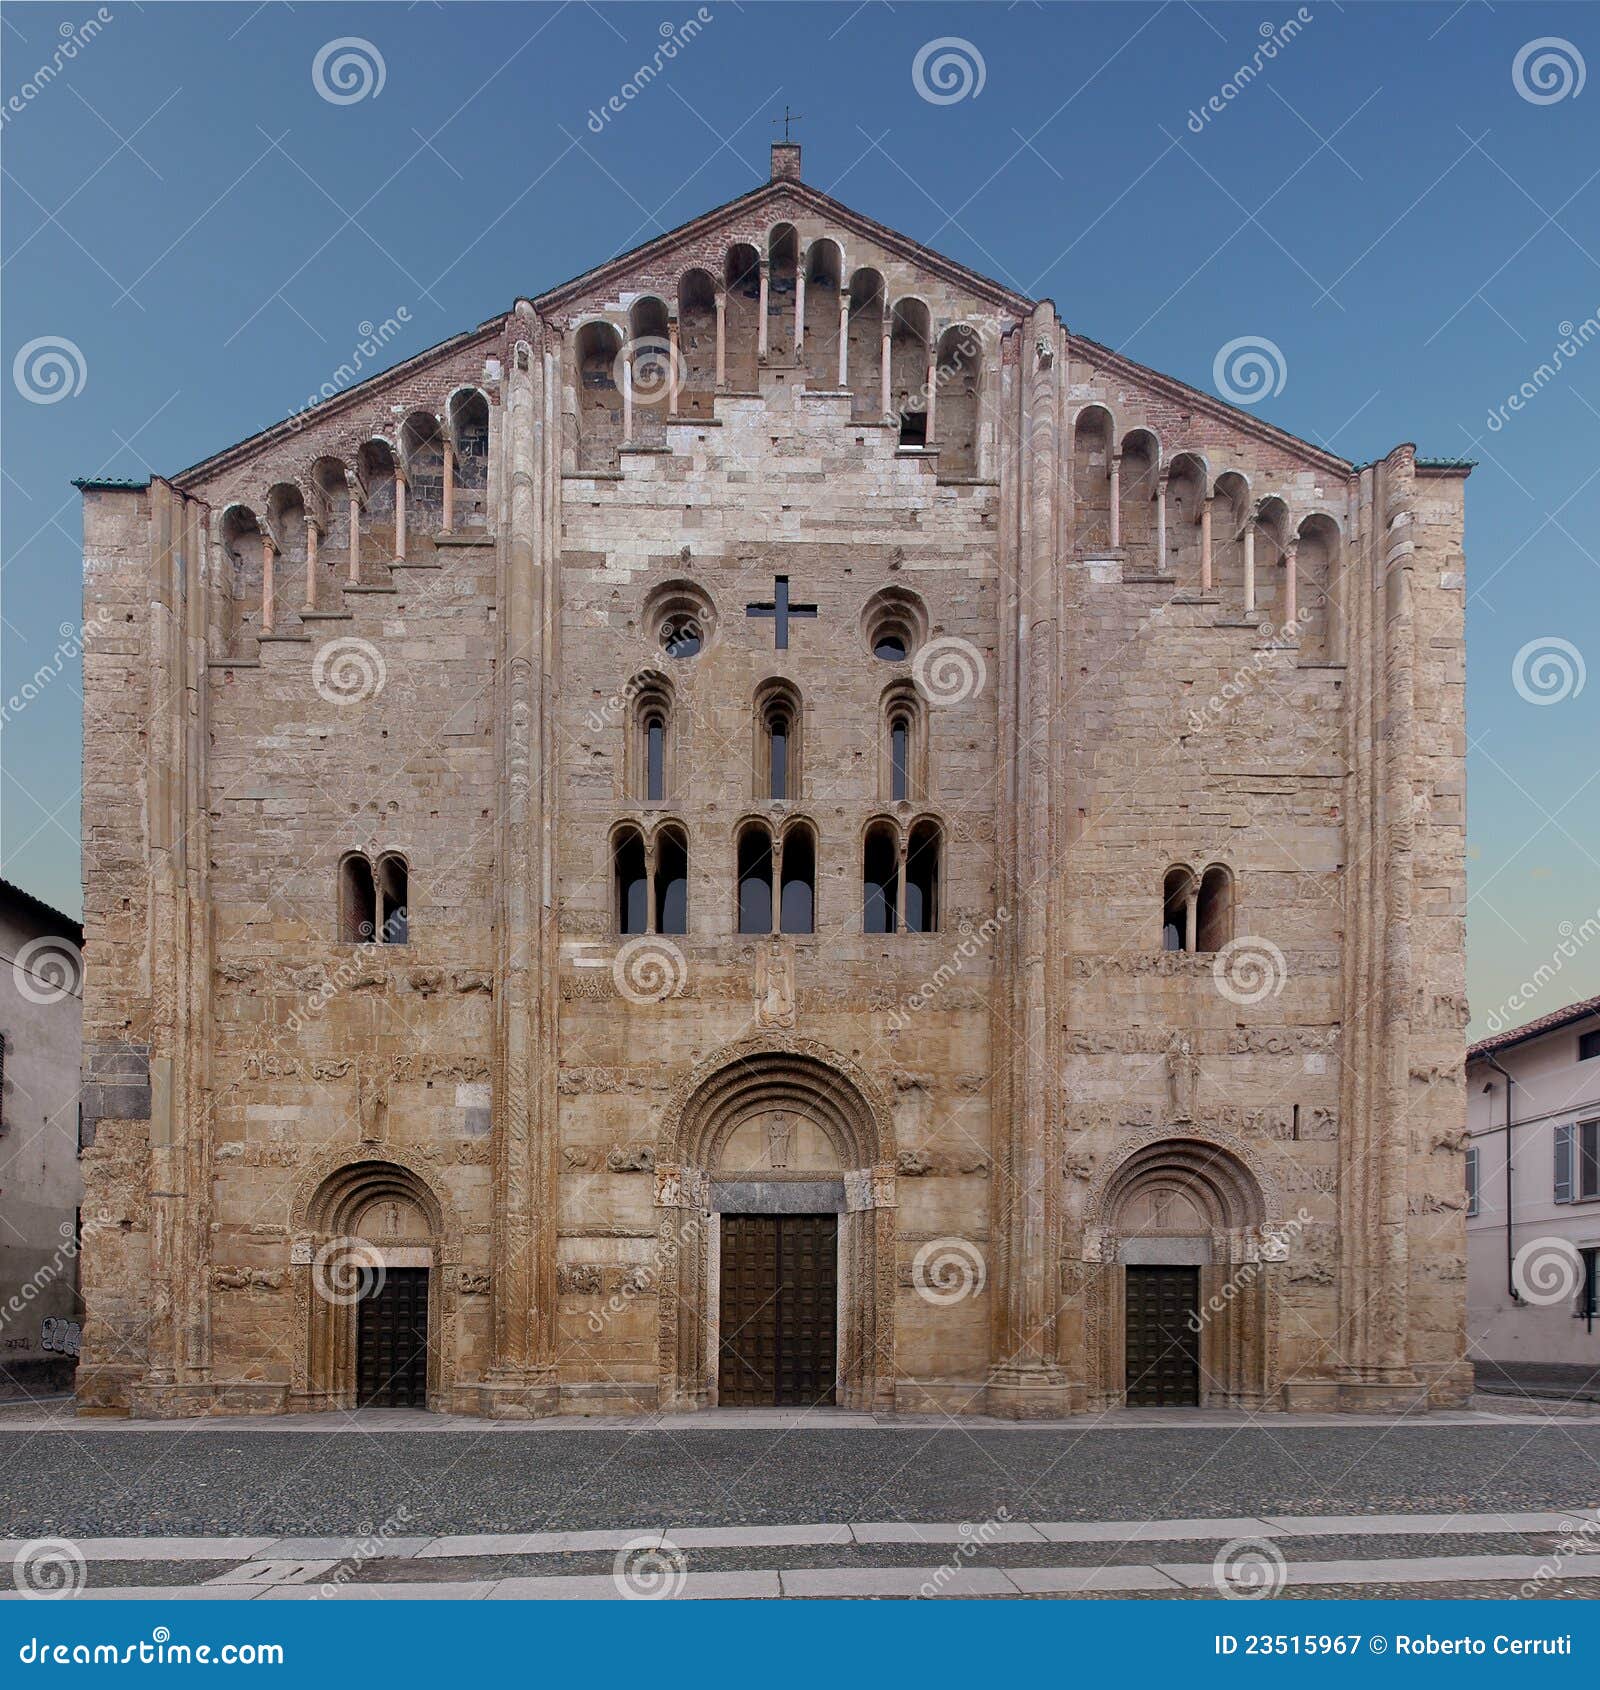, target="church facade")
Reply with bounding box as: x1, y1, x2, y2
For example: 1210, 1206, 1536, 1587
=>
74, 145, 1472, 1419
